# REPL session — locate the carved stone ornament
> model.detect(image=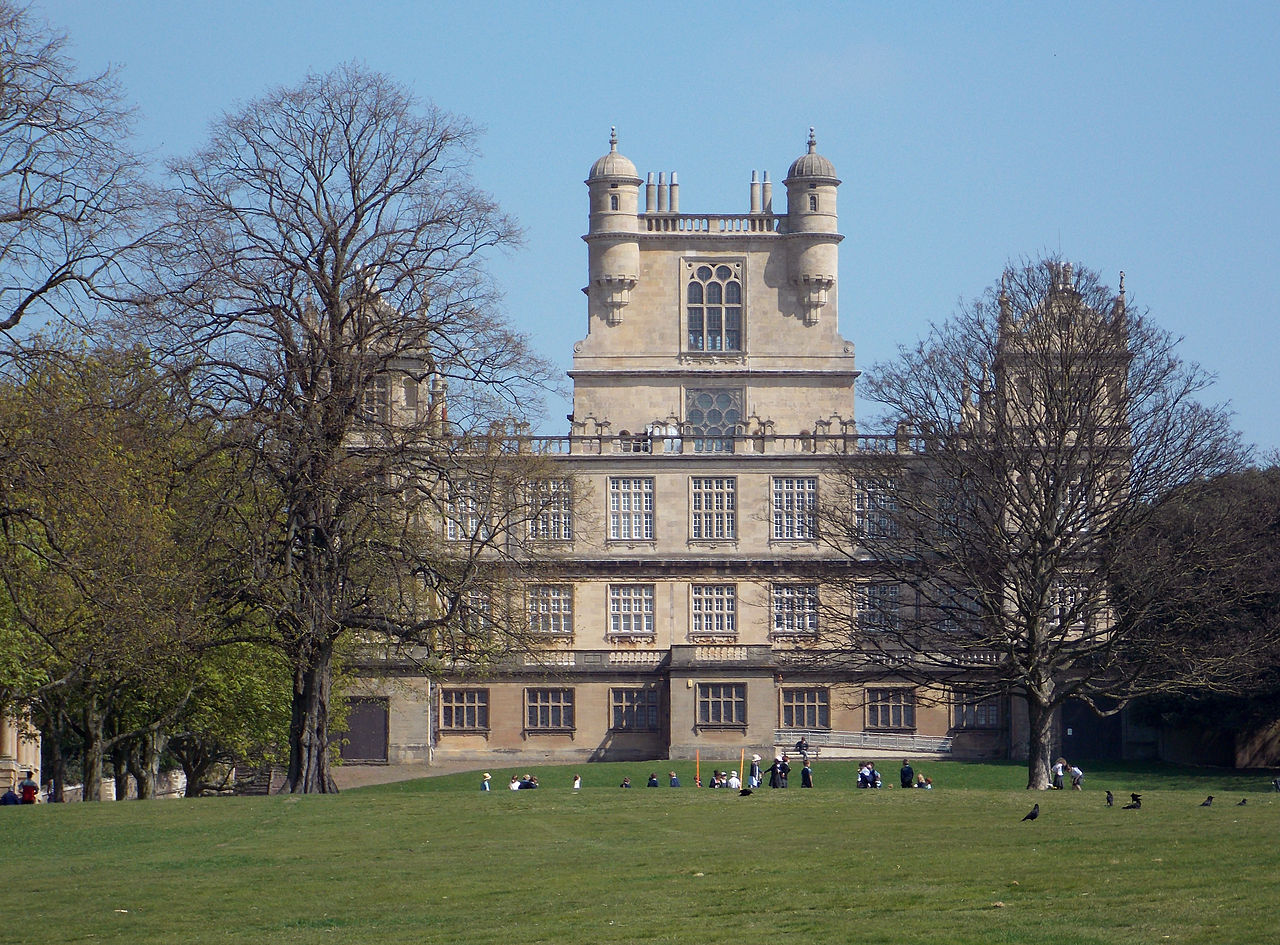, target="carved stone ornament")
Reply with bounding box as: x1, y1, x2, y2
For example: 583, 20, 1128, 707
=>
595, 275, 638, 325
794, 274, 833, 325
